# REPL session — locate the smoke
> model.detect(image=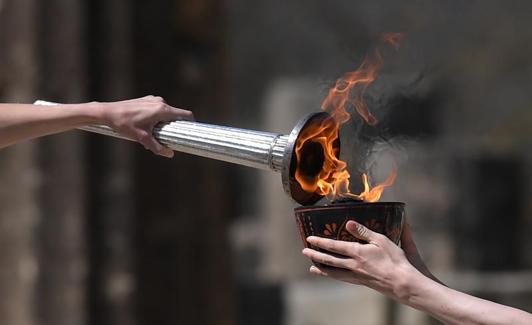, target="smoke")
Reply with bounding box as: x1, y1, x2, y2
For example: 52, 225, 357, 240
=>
338, 68, 447, 195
